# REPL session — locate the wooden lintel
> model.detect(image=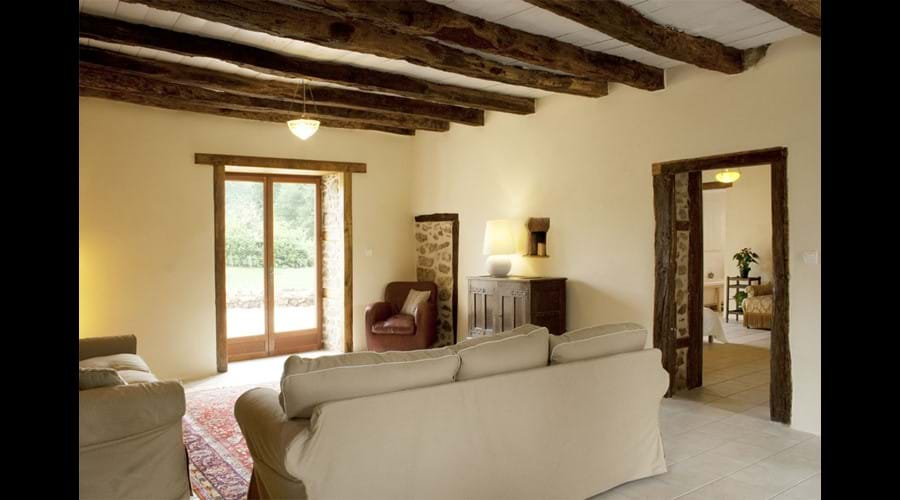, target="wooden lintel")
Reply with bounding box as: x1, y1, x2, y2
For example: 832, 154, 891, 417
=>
702, 181, 734, 190
653, 147, 787, 176
195, 154, 366, 173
